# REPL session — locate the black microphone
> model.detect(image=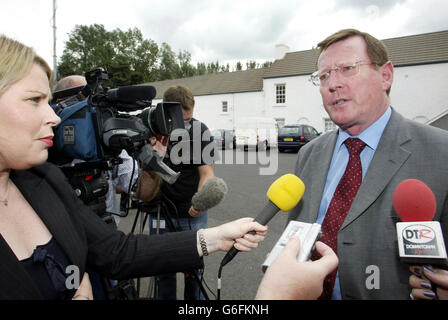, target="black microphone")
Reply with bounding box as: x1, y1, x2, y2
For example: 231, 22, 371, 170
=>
107, 85, 156, 104
191, 177, 228, 212
220, 174, 305, 267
